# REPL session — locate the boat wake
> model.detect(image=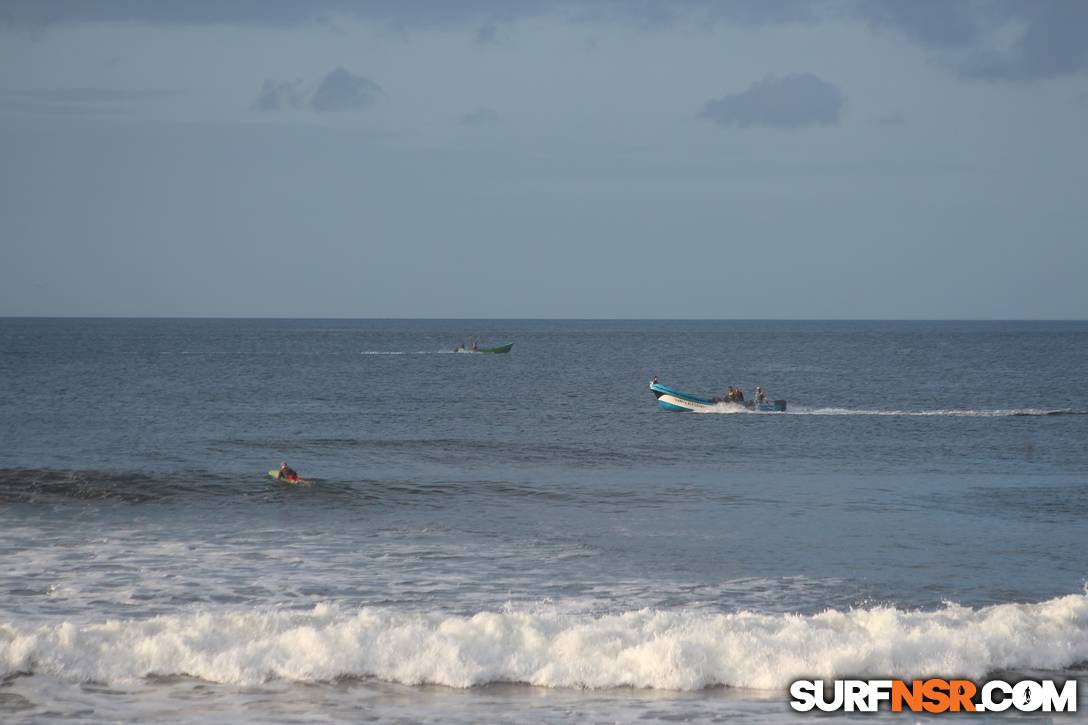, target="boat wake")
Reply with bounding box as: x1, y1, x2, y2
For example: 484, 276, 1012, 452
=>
2, 593, 1086, 690
359, 350, 460, 355
700, 405, 1085, 417
787, 407, 1086, 417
